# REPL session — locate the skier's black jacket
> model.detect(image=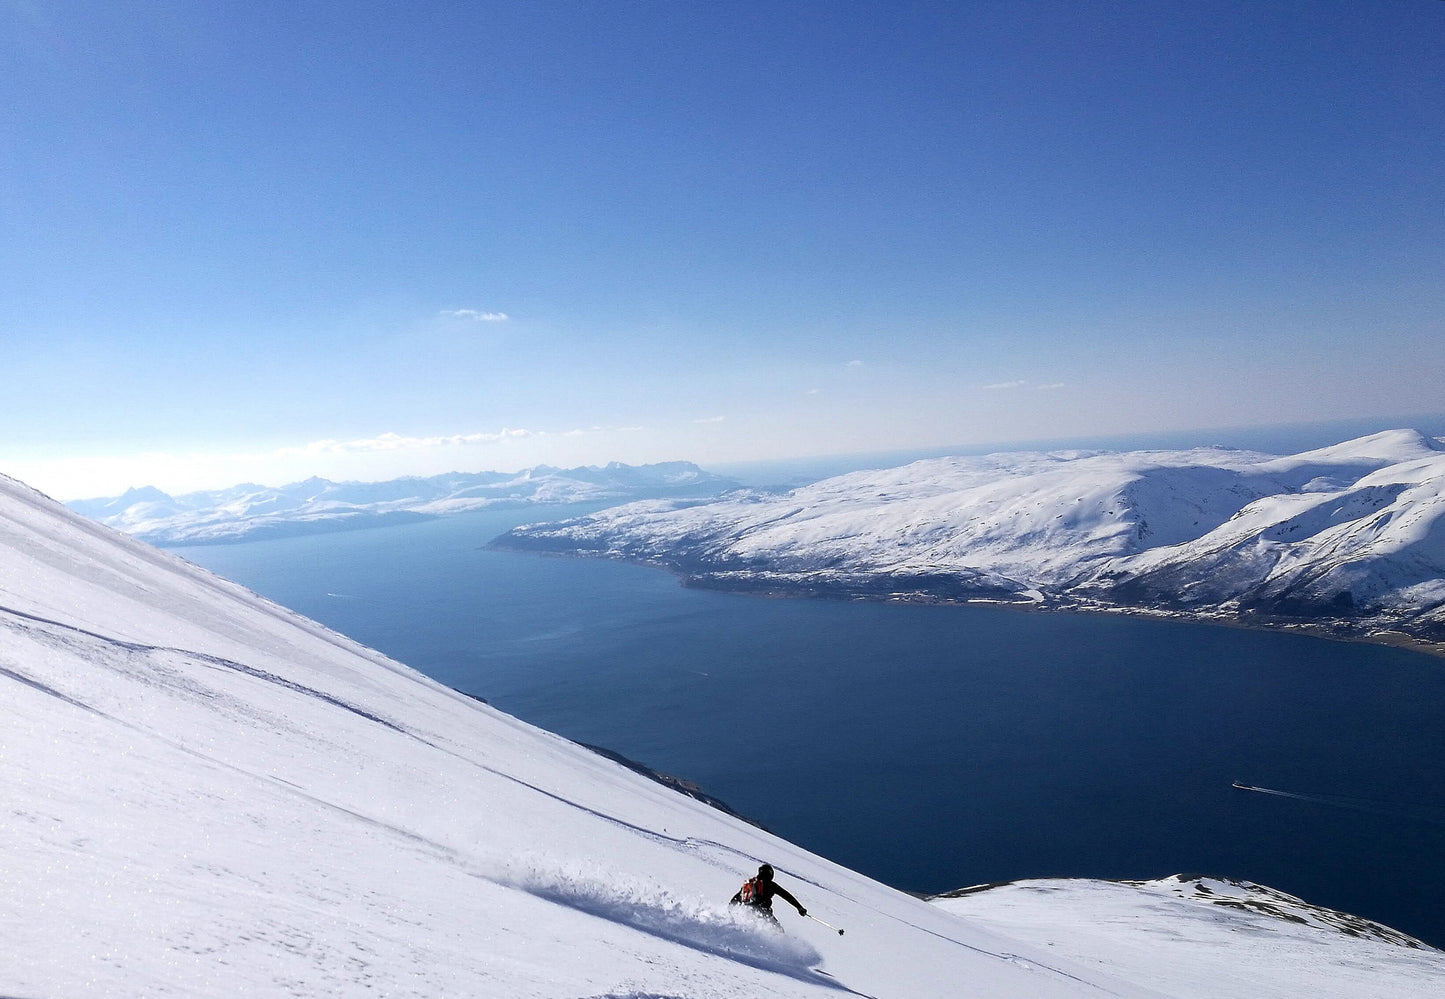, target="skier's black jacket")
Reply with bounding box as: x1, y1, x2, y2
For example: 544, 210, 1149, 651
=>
730, 876, 804, 915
